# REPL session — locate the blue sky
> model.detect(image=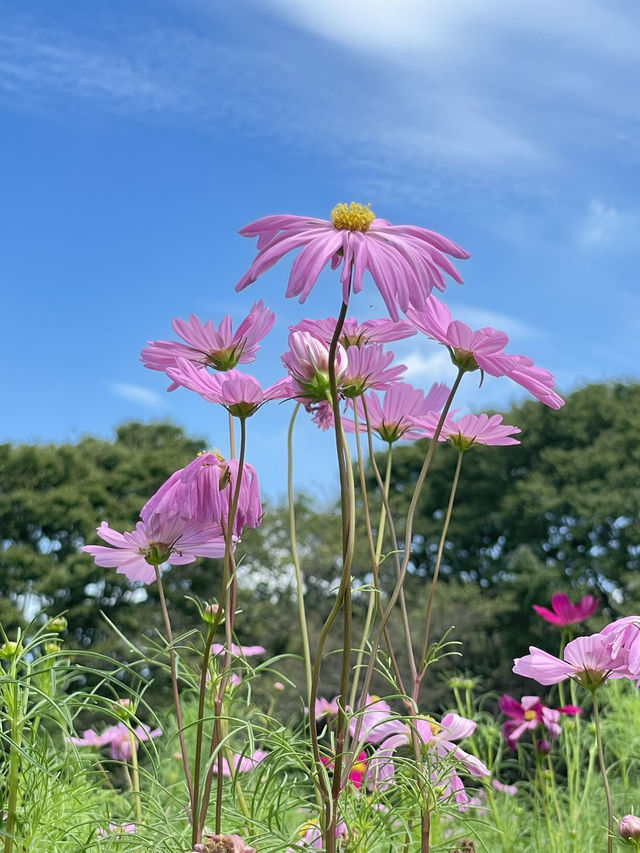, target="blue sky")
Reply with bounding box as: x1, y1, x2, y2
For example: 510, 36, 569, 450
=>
1, 0, 639, 501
